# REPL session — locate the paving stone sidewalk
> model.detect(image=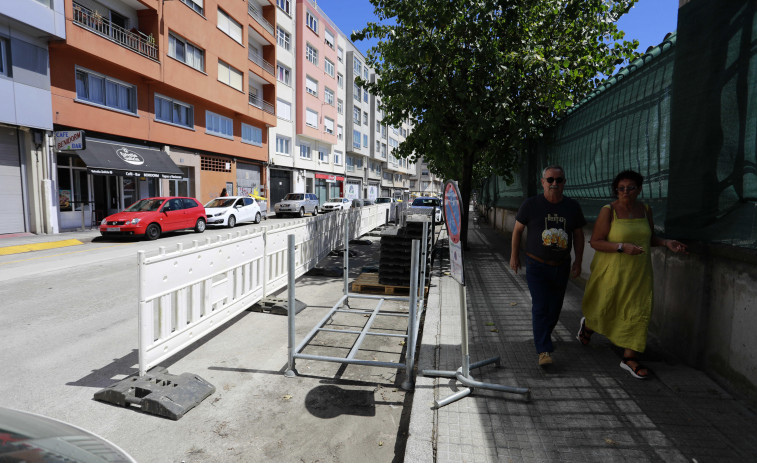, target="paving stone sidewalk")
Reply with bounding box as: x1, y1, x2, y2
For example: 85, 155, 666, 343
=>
406, 214, 757, 463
